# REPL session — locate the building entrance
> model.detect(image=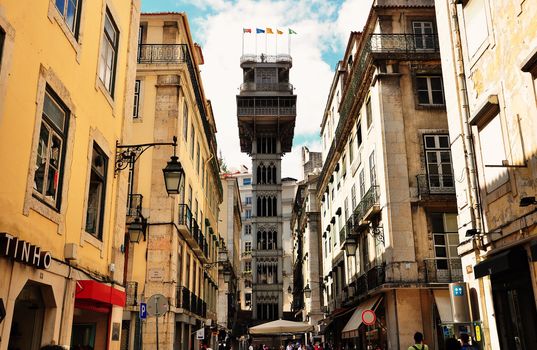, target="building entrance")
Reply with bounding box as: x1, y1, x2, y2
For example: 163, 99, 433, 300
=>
8, 282, 45, 350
